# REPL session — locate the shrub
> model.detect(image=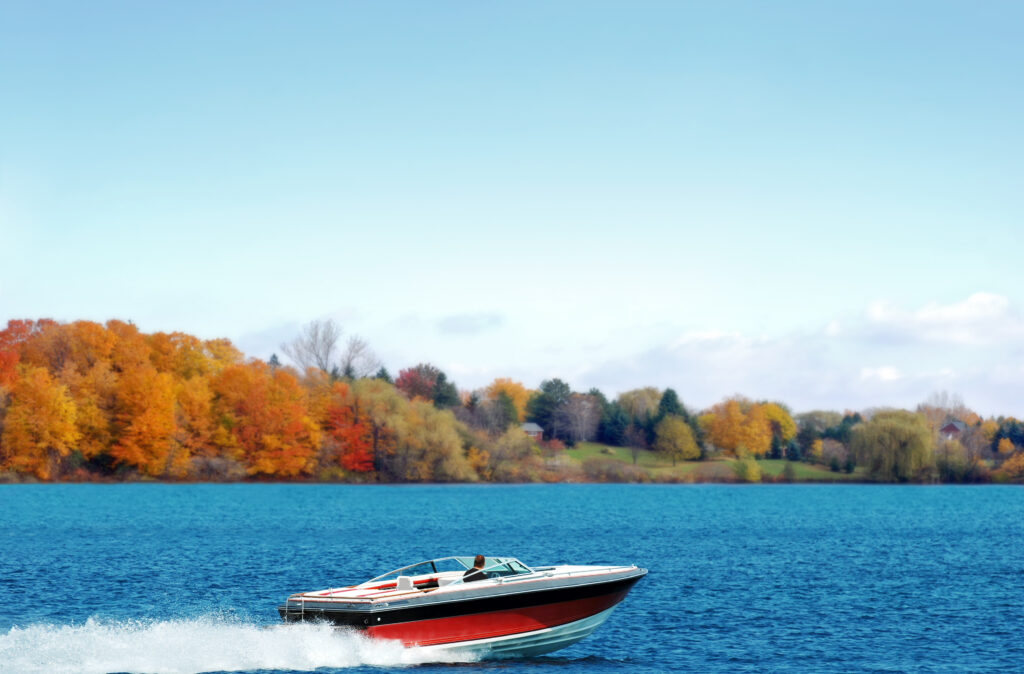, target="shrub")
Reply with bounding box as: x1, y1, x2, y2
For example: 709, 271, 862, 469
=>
733, 457, 761, 483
